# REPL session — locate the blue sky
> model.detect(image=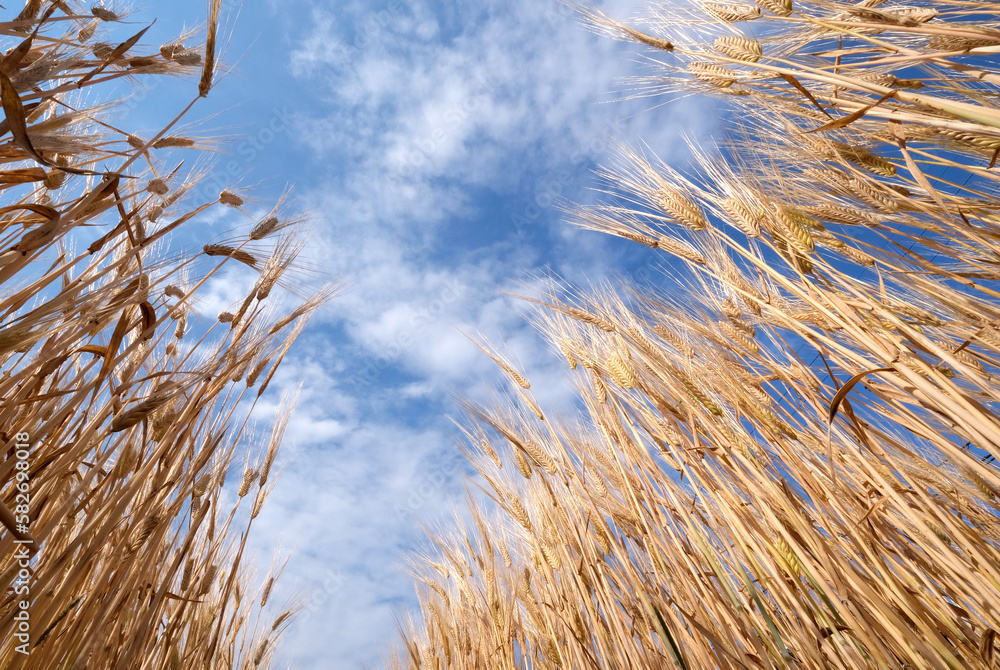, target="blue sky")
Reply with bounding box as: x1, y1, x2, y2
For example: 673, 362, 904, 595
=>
127, 0, 718, 666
